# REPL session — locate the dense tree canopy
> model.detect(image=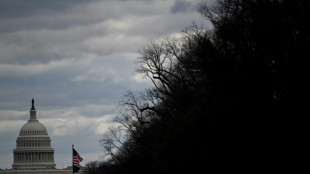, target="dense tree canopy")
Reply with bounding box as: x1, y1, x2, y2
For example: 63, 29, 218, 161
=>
86, 0, 308, 173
